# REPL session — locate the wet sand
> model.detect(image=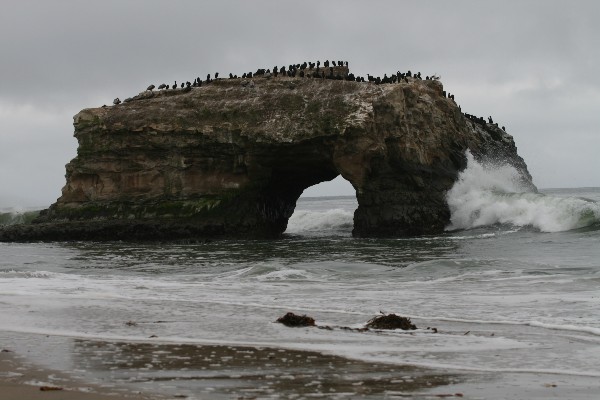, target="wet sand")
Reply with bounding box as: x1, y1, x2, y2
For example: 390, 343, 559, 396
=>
1, 339, 463, 399
0, 349, 155, 400
3, 337, 595, 399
